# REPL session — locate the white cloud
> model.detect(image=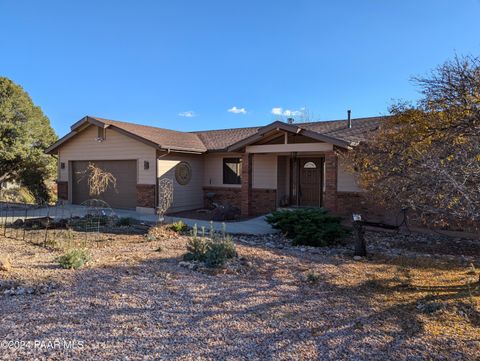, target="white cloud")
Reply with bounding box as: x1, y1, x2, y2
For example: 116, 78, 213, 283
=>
178, 111, 196, 117
271, 107, 283, 116
228, 106, 247, 114
271, 107, 303, 117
